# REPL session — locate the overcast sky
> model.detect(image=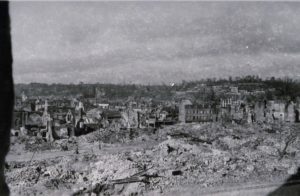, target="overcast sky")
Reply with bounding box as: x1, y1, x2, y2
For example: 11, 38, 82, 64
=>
10, 2, 300, 84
